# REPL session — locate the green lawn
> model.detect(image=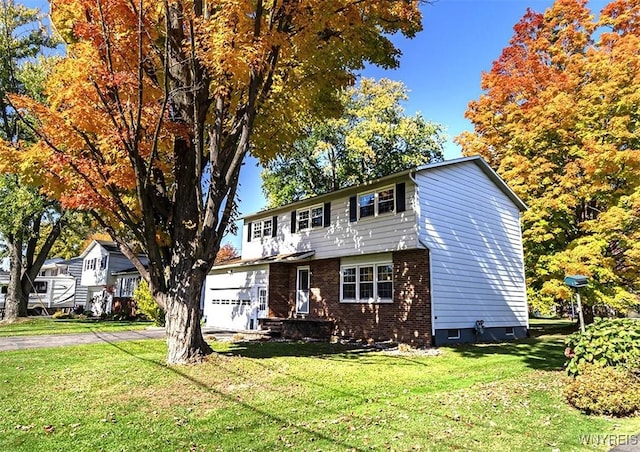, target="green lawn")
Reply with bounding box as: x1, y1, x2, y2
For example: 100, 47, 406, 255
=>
0, 318, 153, 337
0, 326, 638, 451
